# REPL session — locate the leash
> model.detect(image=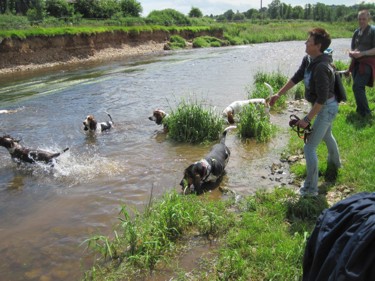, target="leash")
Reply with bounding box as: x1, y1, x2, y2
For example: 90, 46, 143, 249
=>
289, 114, 312, 143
